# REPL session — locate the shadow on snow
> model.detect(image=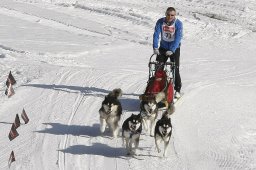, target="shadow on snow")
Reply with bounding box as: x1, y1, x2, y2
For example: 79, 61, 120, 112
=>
35, 123, 102, 137
22, 84, 140, 97
23, 84, 141, 112
22, 84, 110, 97
59, 143, 126, 158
